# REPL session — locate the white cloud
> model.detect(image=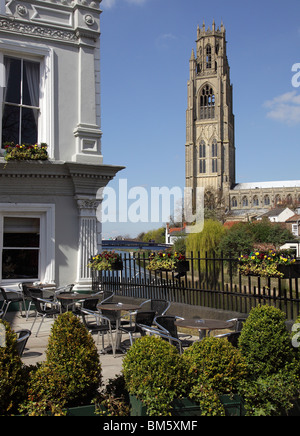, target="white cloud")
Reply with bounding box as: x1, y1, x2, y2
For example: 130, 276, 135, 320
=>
155, 33, 178, 49
264, 91, 300, 125
101, 0, 147, 8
